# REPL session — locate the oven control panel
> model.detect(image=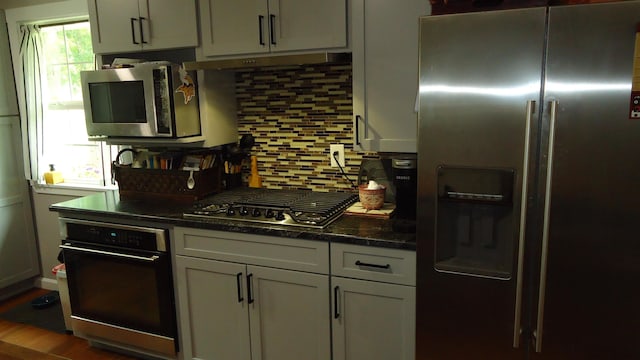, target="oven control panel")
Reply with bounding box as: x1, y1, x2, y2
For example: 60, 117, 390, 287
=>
61, 218, 168, 252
